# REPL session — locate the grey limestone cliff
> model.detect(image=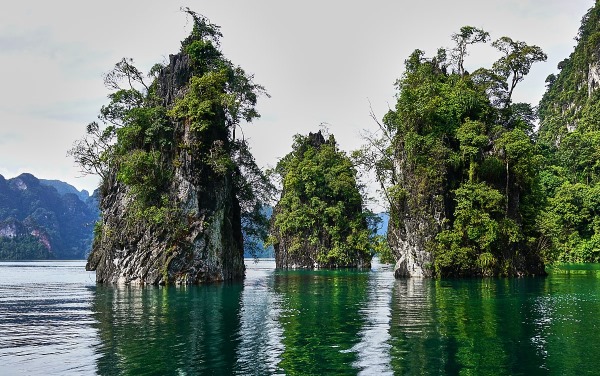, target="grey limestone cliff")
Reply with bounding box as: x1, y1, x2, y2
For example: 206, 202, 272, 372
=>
387, 150, 445, 278
86, 49, 245, 285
